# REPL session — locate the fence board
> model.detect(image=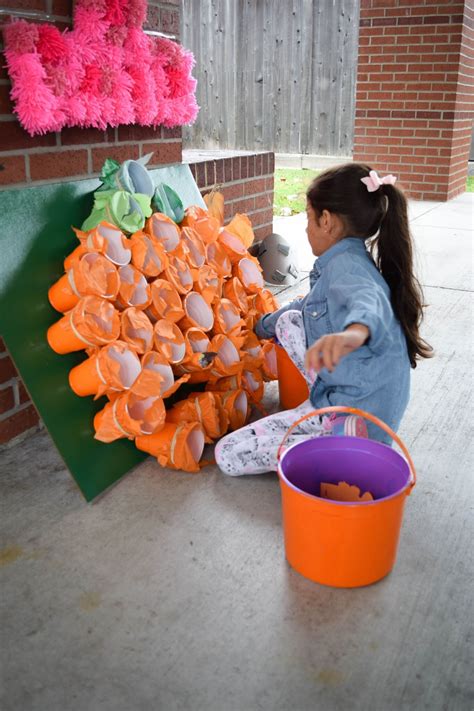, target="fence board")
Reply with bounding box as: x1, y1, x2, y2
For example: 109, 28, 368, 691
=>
183, 0, 359, 156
